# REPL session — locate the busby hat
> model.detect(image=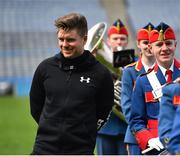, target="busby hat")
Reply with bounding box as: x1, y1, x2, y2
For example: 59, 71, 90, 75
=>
107, 19, 128, 37
137, 22, 154, 41
149, 22, 176, 43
